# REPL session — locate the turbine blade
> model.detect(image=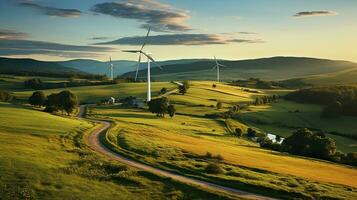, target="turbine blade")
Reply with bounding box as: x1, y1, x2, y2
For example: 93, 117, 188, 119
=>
135, 54, 142, 81
140, 27, 151, 51
122, 50, 140, 53
143, 53, 162, 70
